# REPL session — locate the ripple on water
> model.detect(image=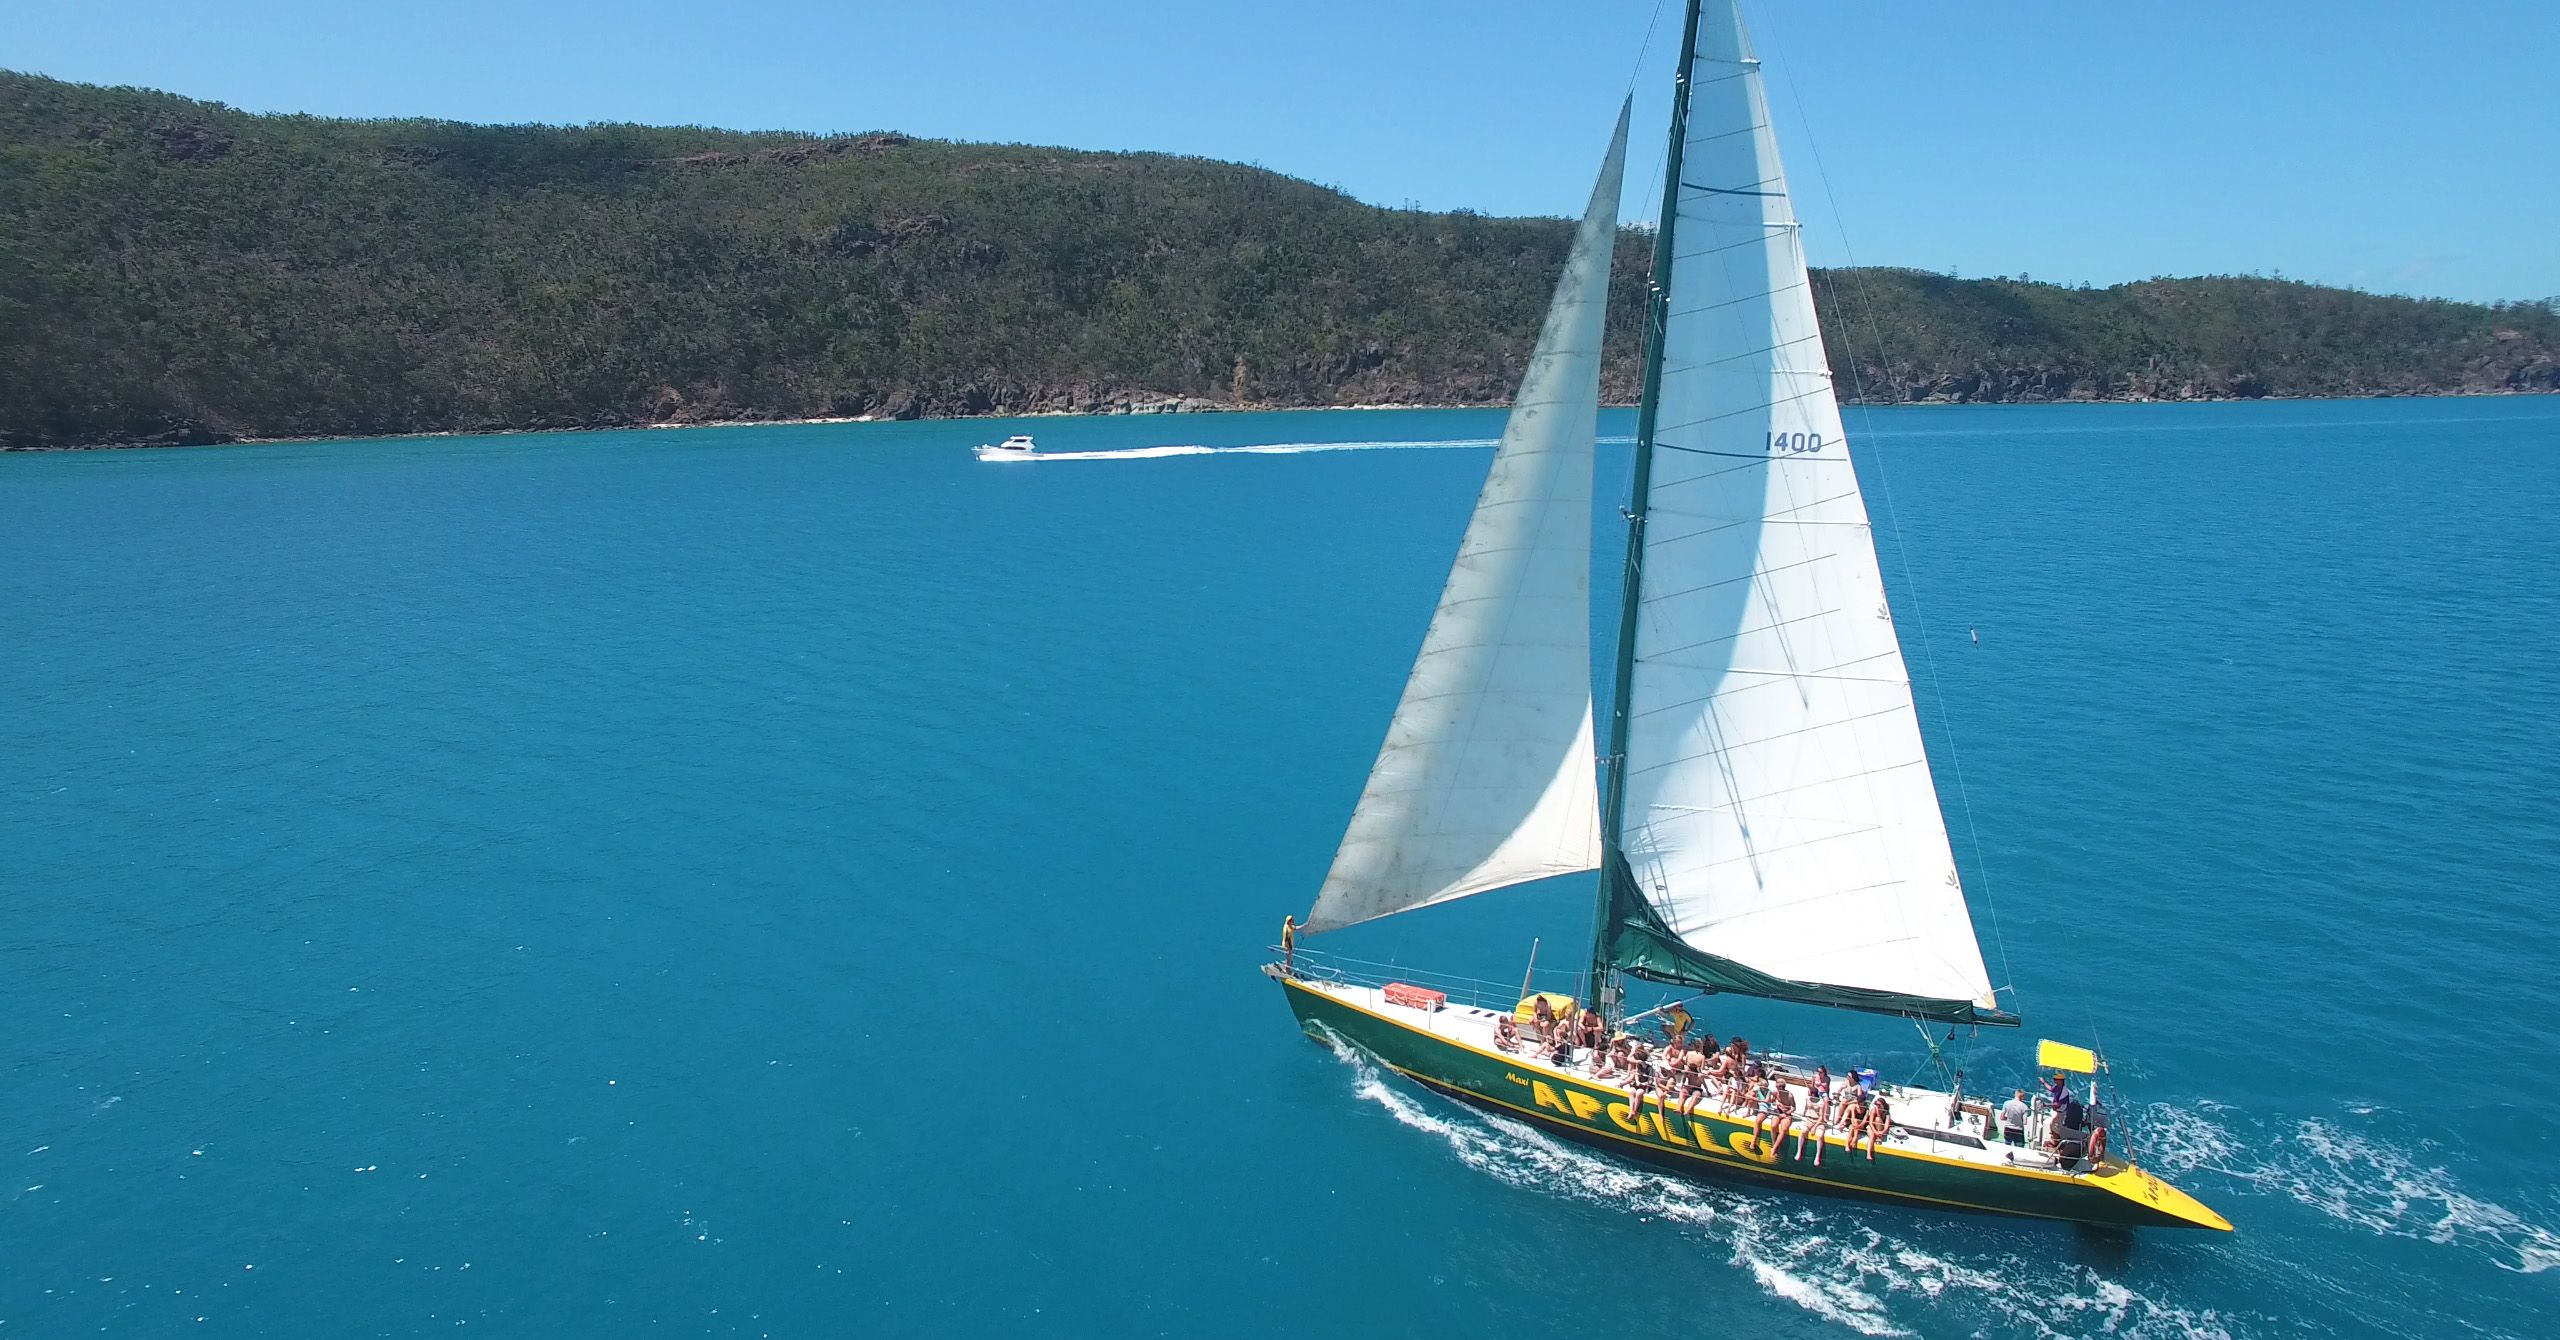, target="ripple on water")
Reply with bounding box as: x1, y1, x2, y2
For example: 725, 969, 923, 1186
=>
2137, 1101, 2560, 1275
